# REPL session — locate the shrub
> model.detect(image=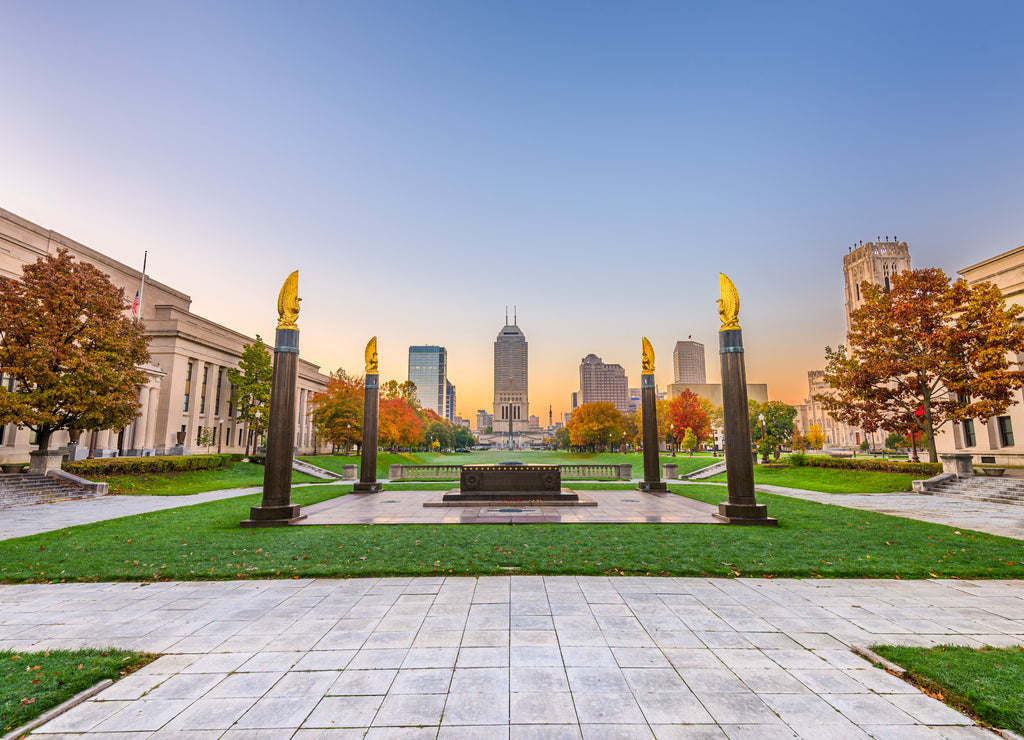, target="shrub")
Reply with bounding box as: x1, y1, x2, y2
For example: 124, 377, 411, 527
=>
64, 454, 239, 477
249, 455, 266, 465
789, 455, 940, 476
789, 451, 807, 466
